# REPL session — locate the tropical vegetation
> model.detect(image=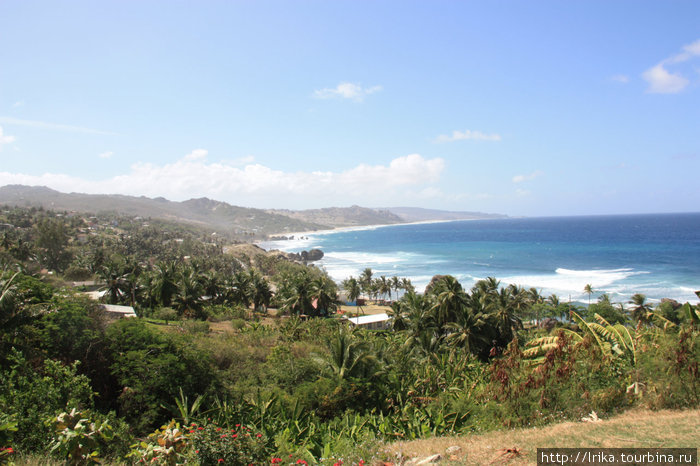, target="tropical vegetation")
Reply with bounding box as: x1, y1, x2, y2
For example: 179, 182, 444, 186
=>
0, 205, 697, 464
